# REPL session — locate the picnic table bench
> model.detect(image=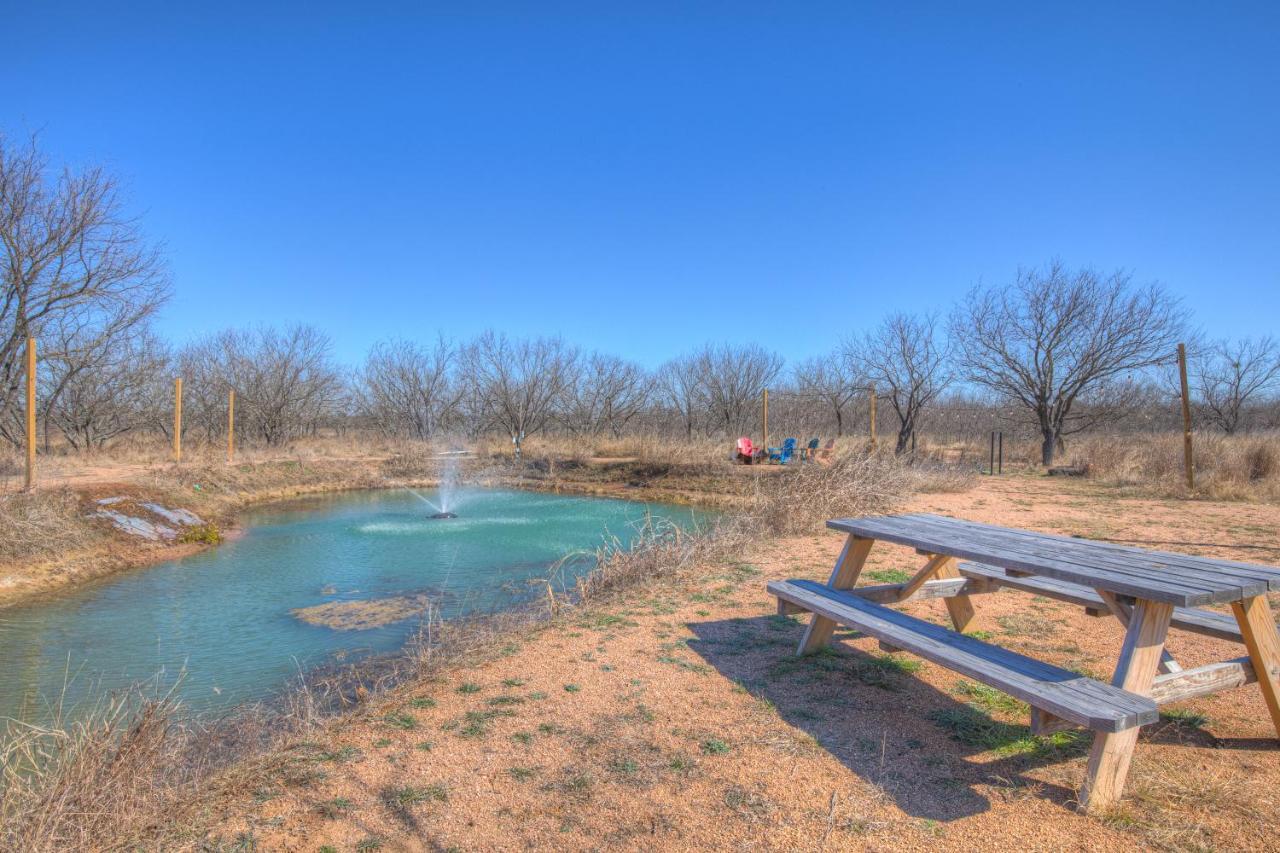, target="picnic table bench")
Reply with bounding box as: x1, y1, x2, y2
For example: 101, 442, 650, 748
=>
768, 513, 1280, 813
